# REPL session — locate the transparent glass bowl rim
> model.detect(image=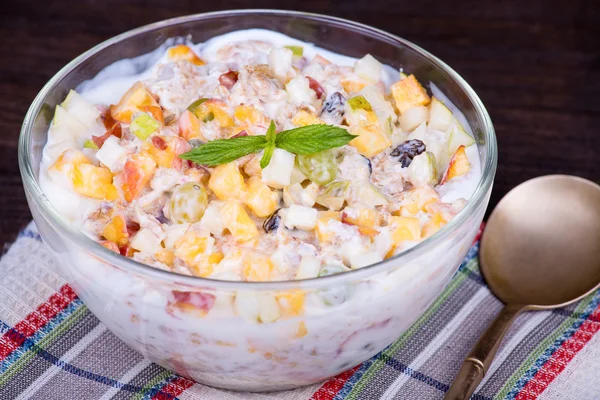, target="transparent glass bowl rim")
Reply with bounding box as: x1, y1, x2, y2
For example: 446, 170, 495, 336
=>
18, 9, 497, 291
